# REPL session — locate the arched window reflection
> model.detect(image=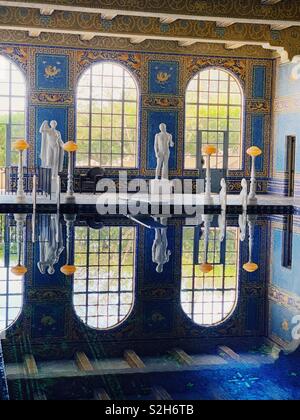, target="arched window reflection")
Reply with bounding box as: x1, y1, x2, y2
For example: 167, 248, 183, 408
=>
0, 216, 23, 333
0, 55, 26, 167
181, 226, 239, 326
73, 225, 136, 330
